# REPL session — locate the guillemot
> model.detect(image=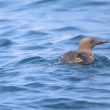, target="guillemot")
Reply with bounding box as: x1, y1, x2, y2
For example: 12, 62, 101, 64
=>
60, 37, 108, 65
